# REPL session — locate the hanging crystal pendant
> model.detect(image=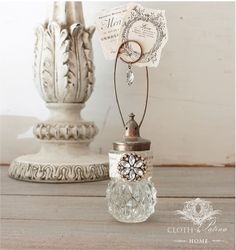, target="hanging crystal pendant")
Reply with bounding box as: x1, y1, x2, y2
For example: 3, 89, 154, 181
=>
126, 64, 134, 86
